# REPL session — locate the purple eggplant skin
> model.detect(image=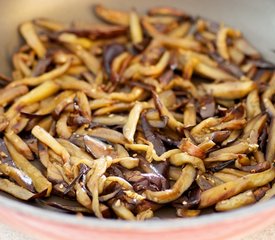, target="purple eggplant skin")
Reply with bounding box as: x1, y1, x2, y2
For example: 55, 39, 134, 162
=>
209, 52, 244, 78
199, 95, 216, 119
32, 57, 52, 77
141, 112, 166, 156
103, 43, 126, 76
0, 138, 16, 167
